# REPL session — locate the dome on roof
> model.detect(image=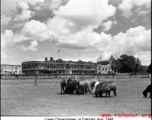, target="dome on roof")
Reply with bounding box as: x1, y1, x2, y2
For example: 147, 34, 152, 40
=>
77, 59, 84, 64
45, 57, 48, 61
109, 55, 115, 60
56, 58, 63, 63
97, 55, 102, 62
50, 57, 54, 61
78, 59, 82, 62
